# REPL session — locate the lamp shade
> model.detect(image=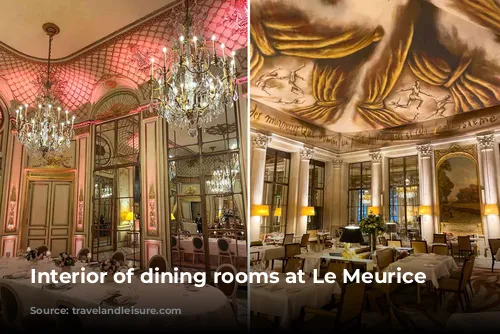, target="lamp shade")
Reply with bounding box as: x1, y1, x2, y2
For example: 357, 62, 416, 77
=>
340, 226, 364, 244
125, 212, 134, 221
368, 206, 380, 215
484, 204, 499, 215
251, 204, 270, 216
301, 206, 315, 216
274, 207, 282, 217
418, 205, 431, 215
385, 222, 397, 233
